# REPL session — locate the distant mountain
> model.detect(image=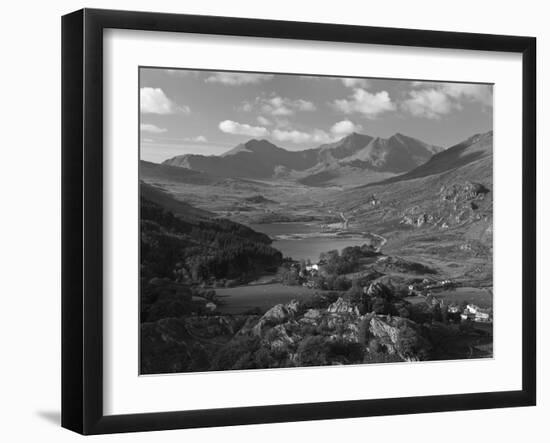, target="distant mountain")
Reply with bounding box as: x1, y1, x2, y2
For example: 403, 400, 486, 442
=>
162, 133, 442, 183
361, 131, 493, 188
163, 139, 318, 179
316, 132, 443, 171
331, 130, 493, 239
